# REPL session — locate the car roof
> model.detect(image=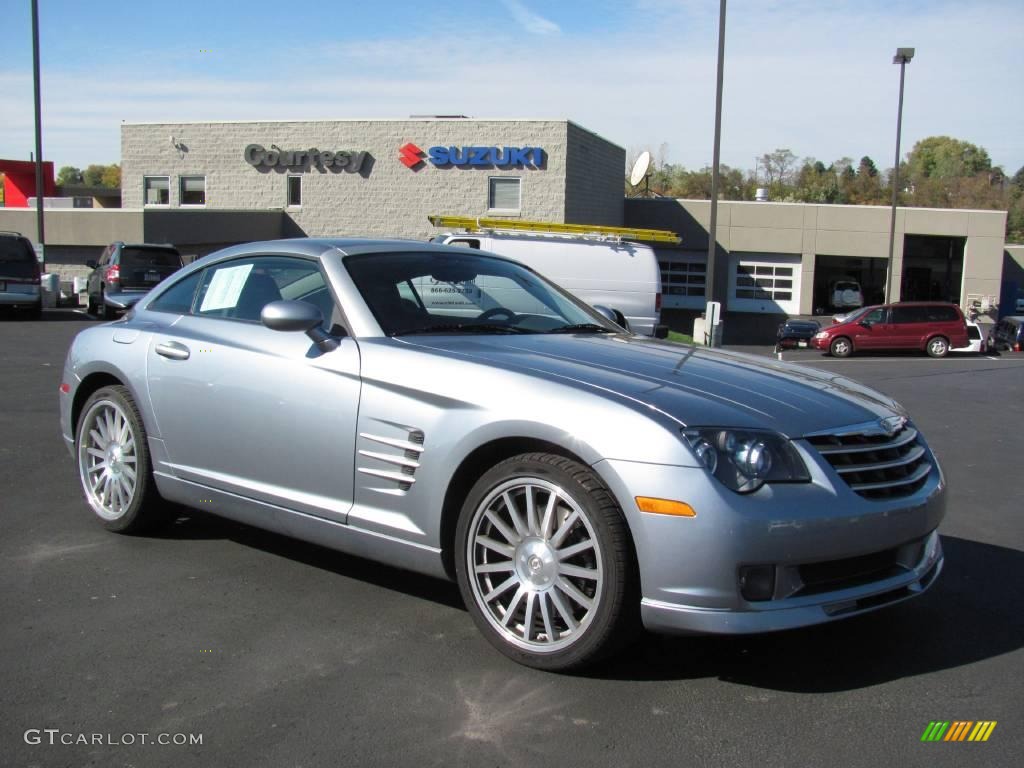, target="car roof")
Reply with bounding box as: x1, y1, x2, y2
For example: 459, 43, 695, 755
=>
202, 237, 504, 262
